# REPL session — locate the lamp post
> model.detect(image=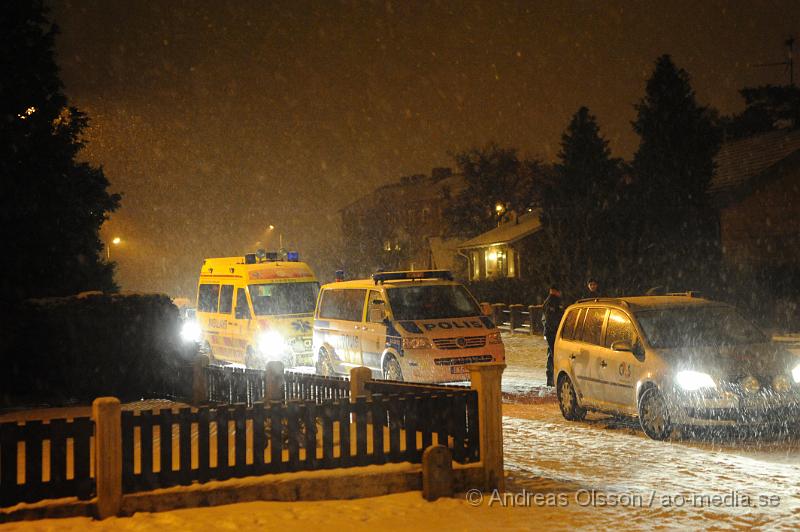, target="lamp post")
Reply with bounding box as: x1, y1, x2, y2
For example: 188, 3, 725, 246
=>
107, 237, 121, 261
